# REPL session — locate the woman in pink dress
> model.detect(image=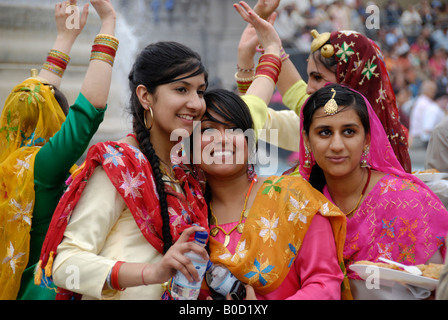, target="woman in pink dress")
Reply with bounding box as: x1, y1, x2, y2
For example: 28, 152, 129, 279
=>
292, 83, 448, 299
